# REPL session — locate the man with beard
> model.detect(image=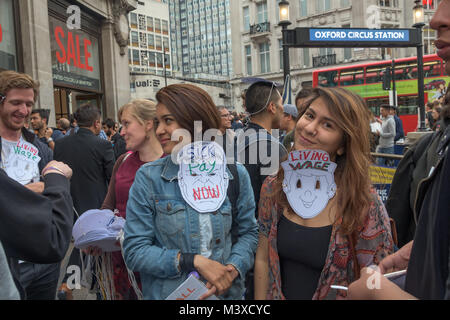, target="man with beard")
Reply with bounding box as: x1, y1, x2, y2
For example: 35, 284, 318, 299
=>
30, 109, 64, 150
0, 70, 68, 299
103, 118, 126, 158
